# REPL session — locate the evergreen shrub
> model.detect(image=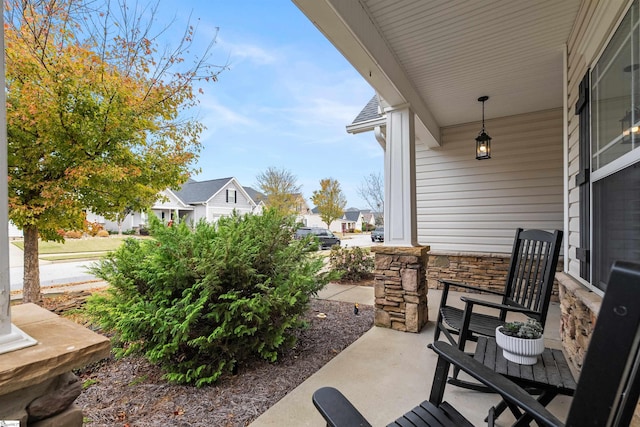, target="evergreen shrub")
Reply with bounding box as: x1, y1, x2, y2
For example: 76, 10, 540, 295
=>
86, 209, 333, 386
328, 245, 374, 281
